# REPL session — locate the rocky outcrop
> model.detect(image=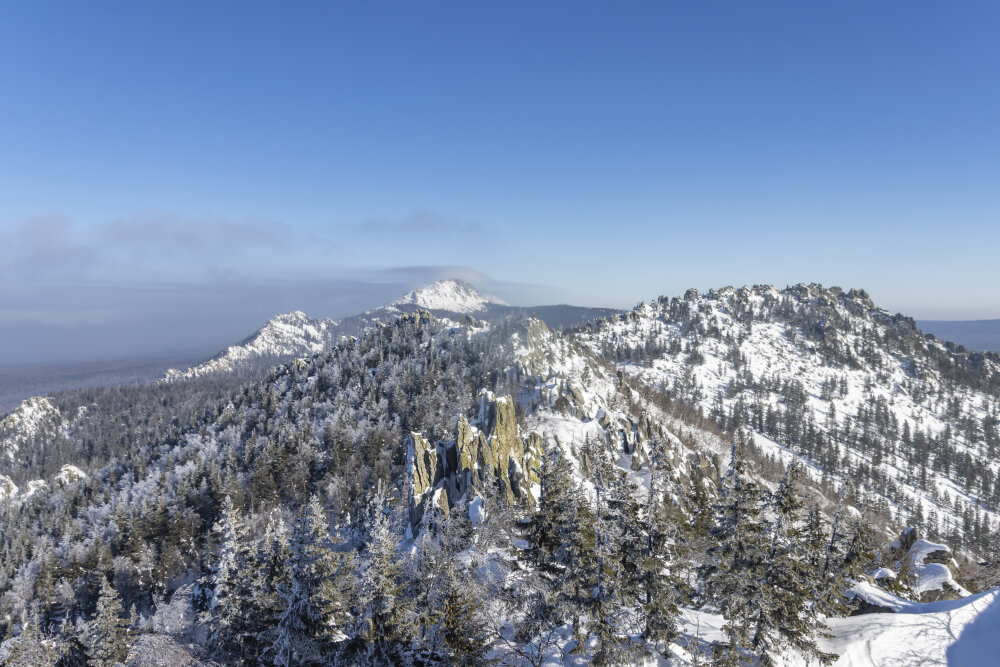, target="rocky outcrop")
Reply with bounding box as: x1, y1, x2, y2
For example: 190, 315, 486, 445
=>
887, 527, 970, 602
1, 396, 63, 471
406, 391, 541, 534
54, 464, 87, 486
